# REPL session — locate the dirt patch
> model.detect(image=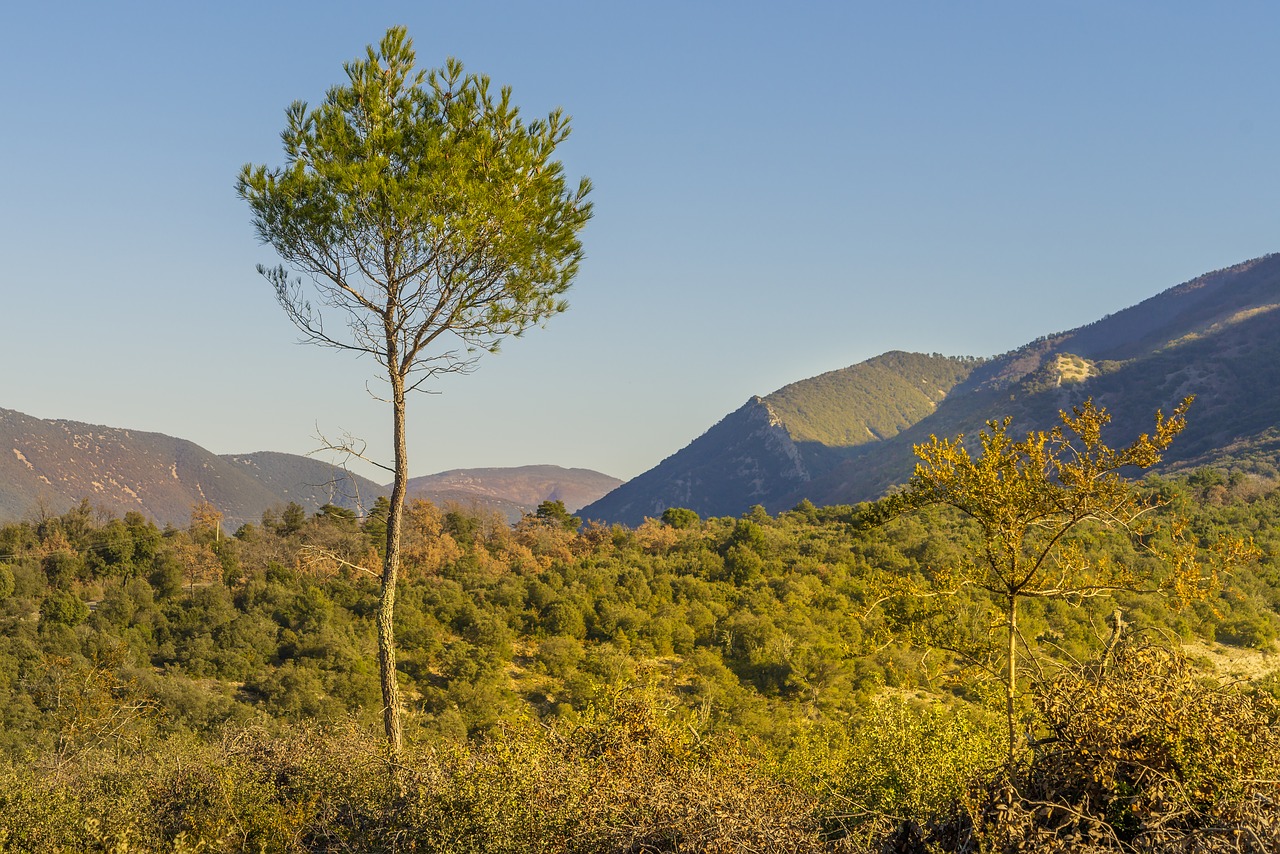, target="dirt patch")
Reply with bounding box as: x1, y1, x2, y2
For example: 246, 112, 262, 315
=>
1183, 641, 1280, 683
